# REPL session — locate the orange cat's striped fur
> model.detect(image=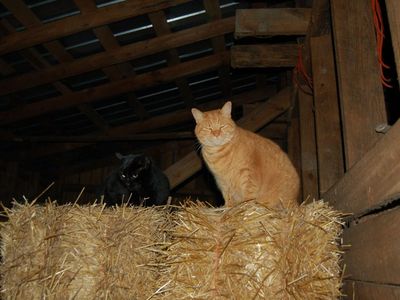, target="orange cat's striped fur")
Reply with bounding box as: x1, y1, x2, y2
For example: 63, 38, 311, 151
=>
192, 101, 300, 208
